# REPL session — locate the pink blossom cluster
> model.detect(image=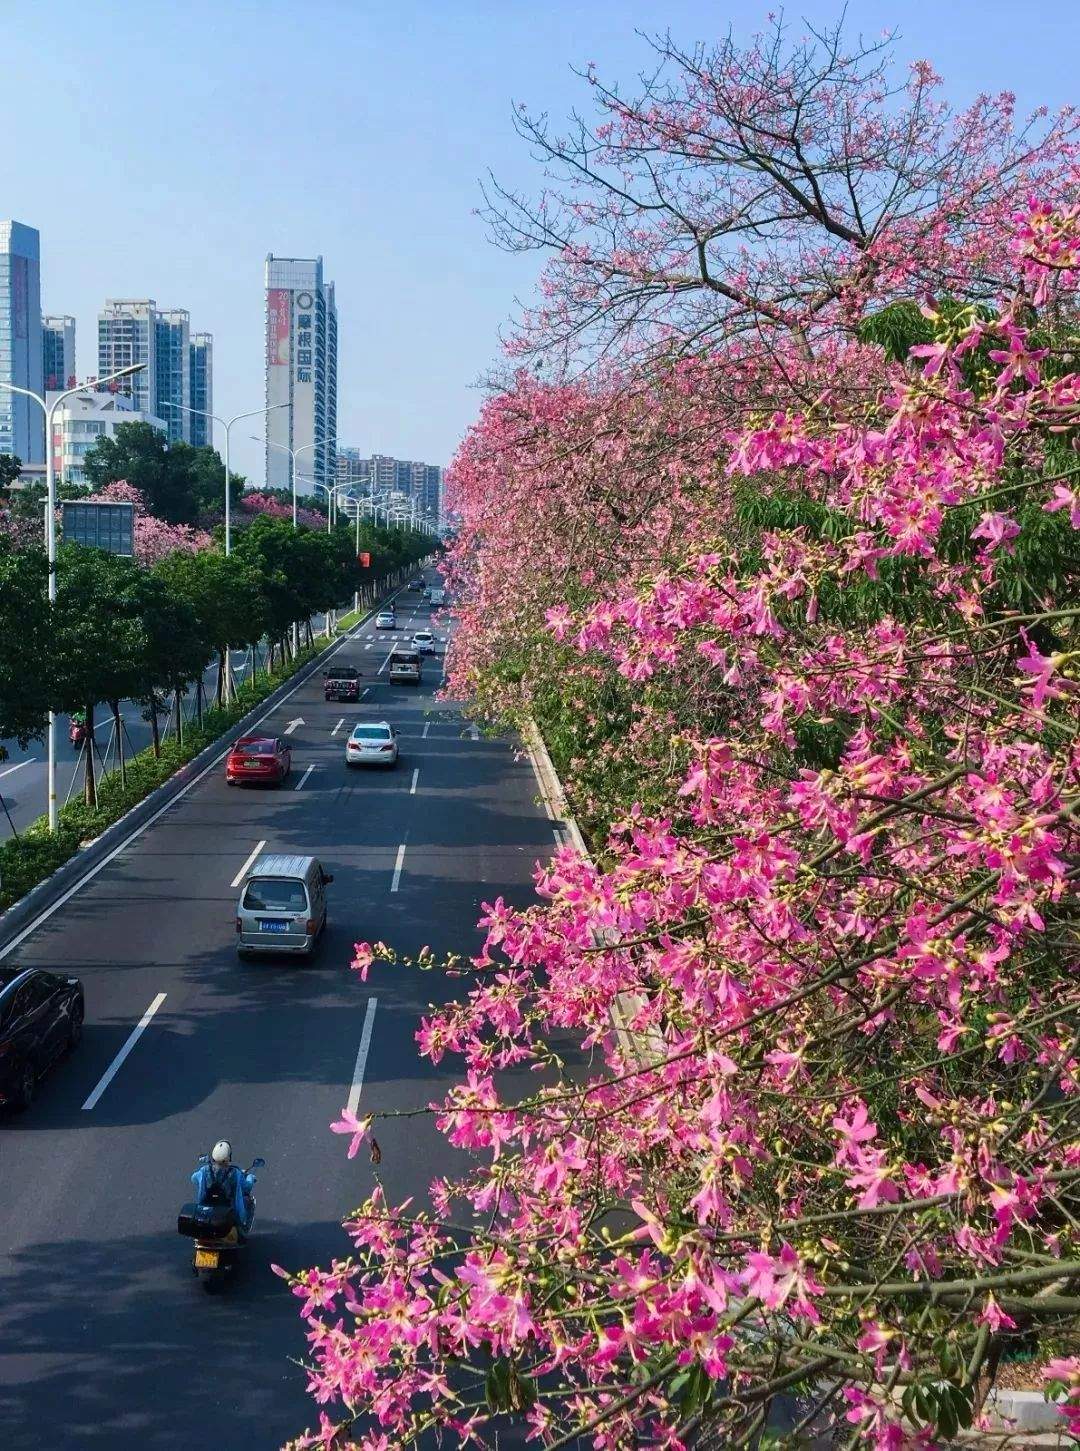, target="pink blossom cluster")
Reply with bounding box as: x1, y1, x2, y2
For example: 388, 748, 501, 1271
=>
92, 481, 213, 563
282, 152, 1080, 1451
242, 490, 325, 531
